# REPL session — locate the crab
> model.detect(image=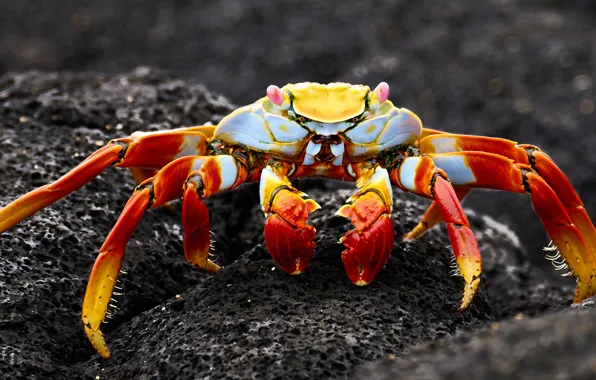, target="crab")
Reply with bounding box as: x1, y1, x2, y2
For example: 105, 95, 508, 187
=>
1, 81, 595, 358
